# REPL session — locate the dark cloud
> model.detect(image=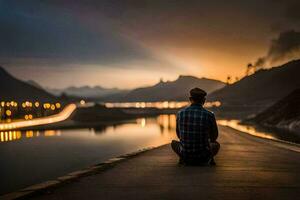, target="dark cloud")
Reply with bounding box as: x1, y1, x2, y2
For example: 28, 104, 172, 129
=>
0, 0, 155, 66
1, 0, 298, 67
284, 0, 300, 23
